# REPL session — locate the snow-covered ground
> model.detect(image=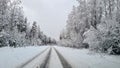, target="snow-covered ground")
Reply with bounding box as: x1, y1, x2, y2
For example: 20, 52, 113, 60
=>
0, 46, 120, 68
0, 46, 48, 68
55, 46, 120, 68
